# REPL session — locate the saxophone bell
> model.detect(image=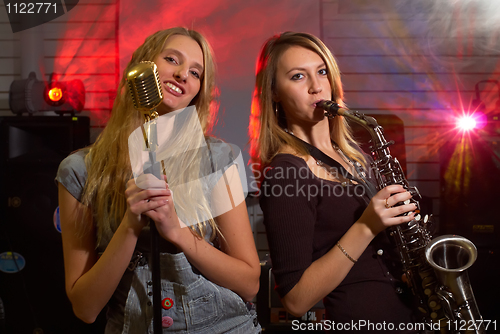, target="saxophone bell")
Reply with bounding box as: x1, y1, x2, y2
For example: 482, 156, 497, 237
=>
425, 235, 485, 333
